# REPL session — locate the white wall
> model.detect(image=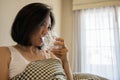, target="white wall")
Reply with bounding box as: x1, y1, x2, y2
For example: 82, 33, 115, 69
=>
0, 0, 62, 46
